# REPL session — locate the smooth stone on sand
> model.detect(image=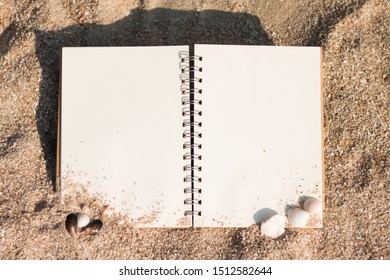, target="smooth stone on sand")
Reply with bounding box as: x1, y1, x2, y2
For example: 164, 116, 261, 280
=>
303, 197, 322, 215
76, 213, 90, 228
260, 214, 285, 239
287, 208, 310, 227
